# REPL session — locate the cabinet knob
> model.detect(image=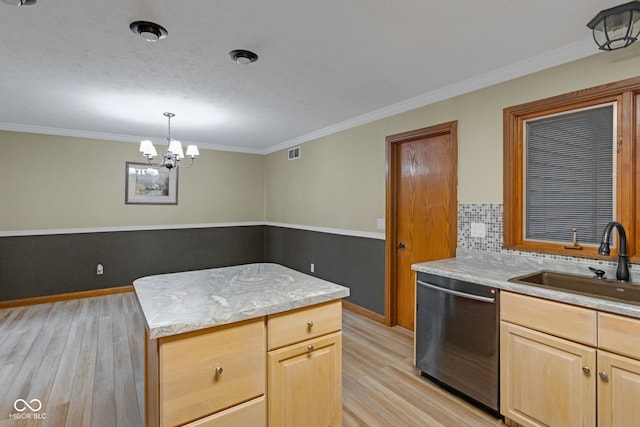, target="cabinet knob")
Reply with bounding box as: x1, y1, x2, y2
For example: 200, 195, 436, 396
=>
582, 366, 591, 375
215, 366, 223, 376
599, 371, 609, 381
307, 320, 314, 328
307, 345, 314, 353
